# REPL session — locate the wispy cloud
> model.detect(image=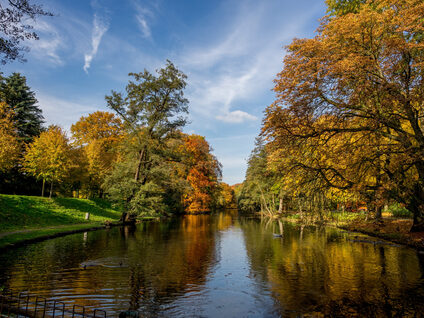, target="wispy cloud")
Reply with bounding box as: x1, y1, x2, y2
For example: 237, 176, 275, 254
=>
135, 8, 152, 38
133, 2, 154, 39
216, 110, 257, 123
179, 3, 302, 125
136, 16, 150, 38
83, 13, 109, 73
30, 20, 64, 65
